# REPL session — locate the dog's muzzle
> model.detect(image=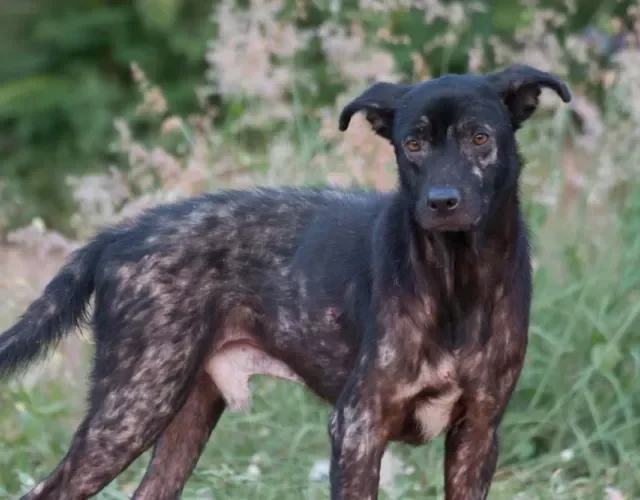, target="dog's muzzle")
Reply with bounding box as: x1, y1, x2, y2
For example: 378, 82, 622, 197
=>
416, 186, 481, 232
